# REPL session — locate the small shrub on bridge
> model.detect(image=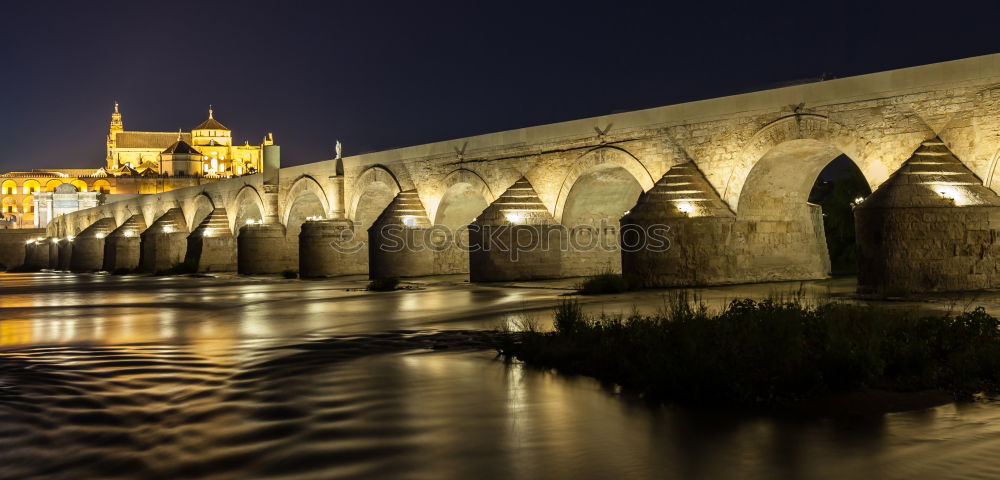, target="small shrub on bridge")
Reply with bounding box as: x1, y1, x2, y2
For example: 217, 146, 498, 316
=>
497, 295, 1000, 407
